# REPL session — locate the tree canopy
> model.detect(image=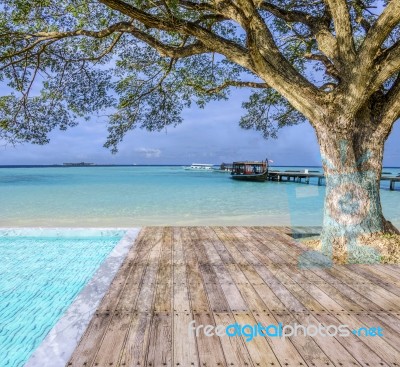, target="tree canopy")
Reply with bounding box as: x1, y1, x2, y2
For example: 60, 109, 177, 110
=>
0, 0, 399, 152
